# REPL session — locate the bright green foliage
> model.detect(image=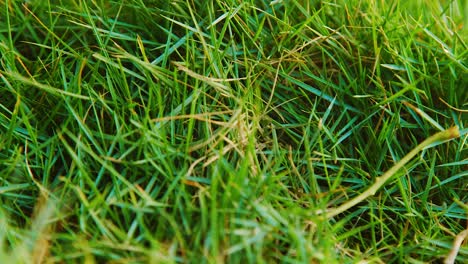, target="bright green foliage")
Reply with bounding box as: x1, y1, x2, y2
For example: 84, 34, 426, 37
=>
0, 0, 466, 263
